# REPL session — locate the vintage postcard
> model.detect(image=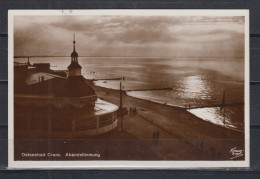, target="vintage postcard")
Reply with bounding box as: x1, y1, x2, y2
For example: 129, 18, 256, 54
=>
8, 10, 249, 168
